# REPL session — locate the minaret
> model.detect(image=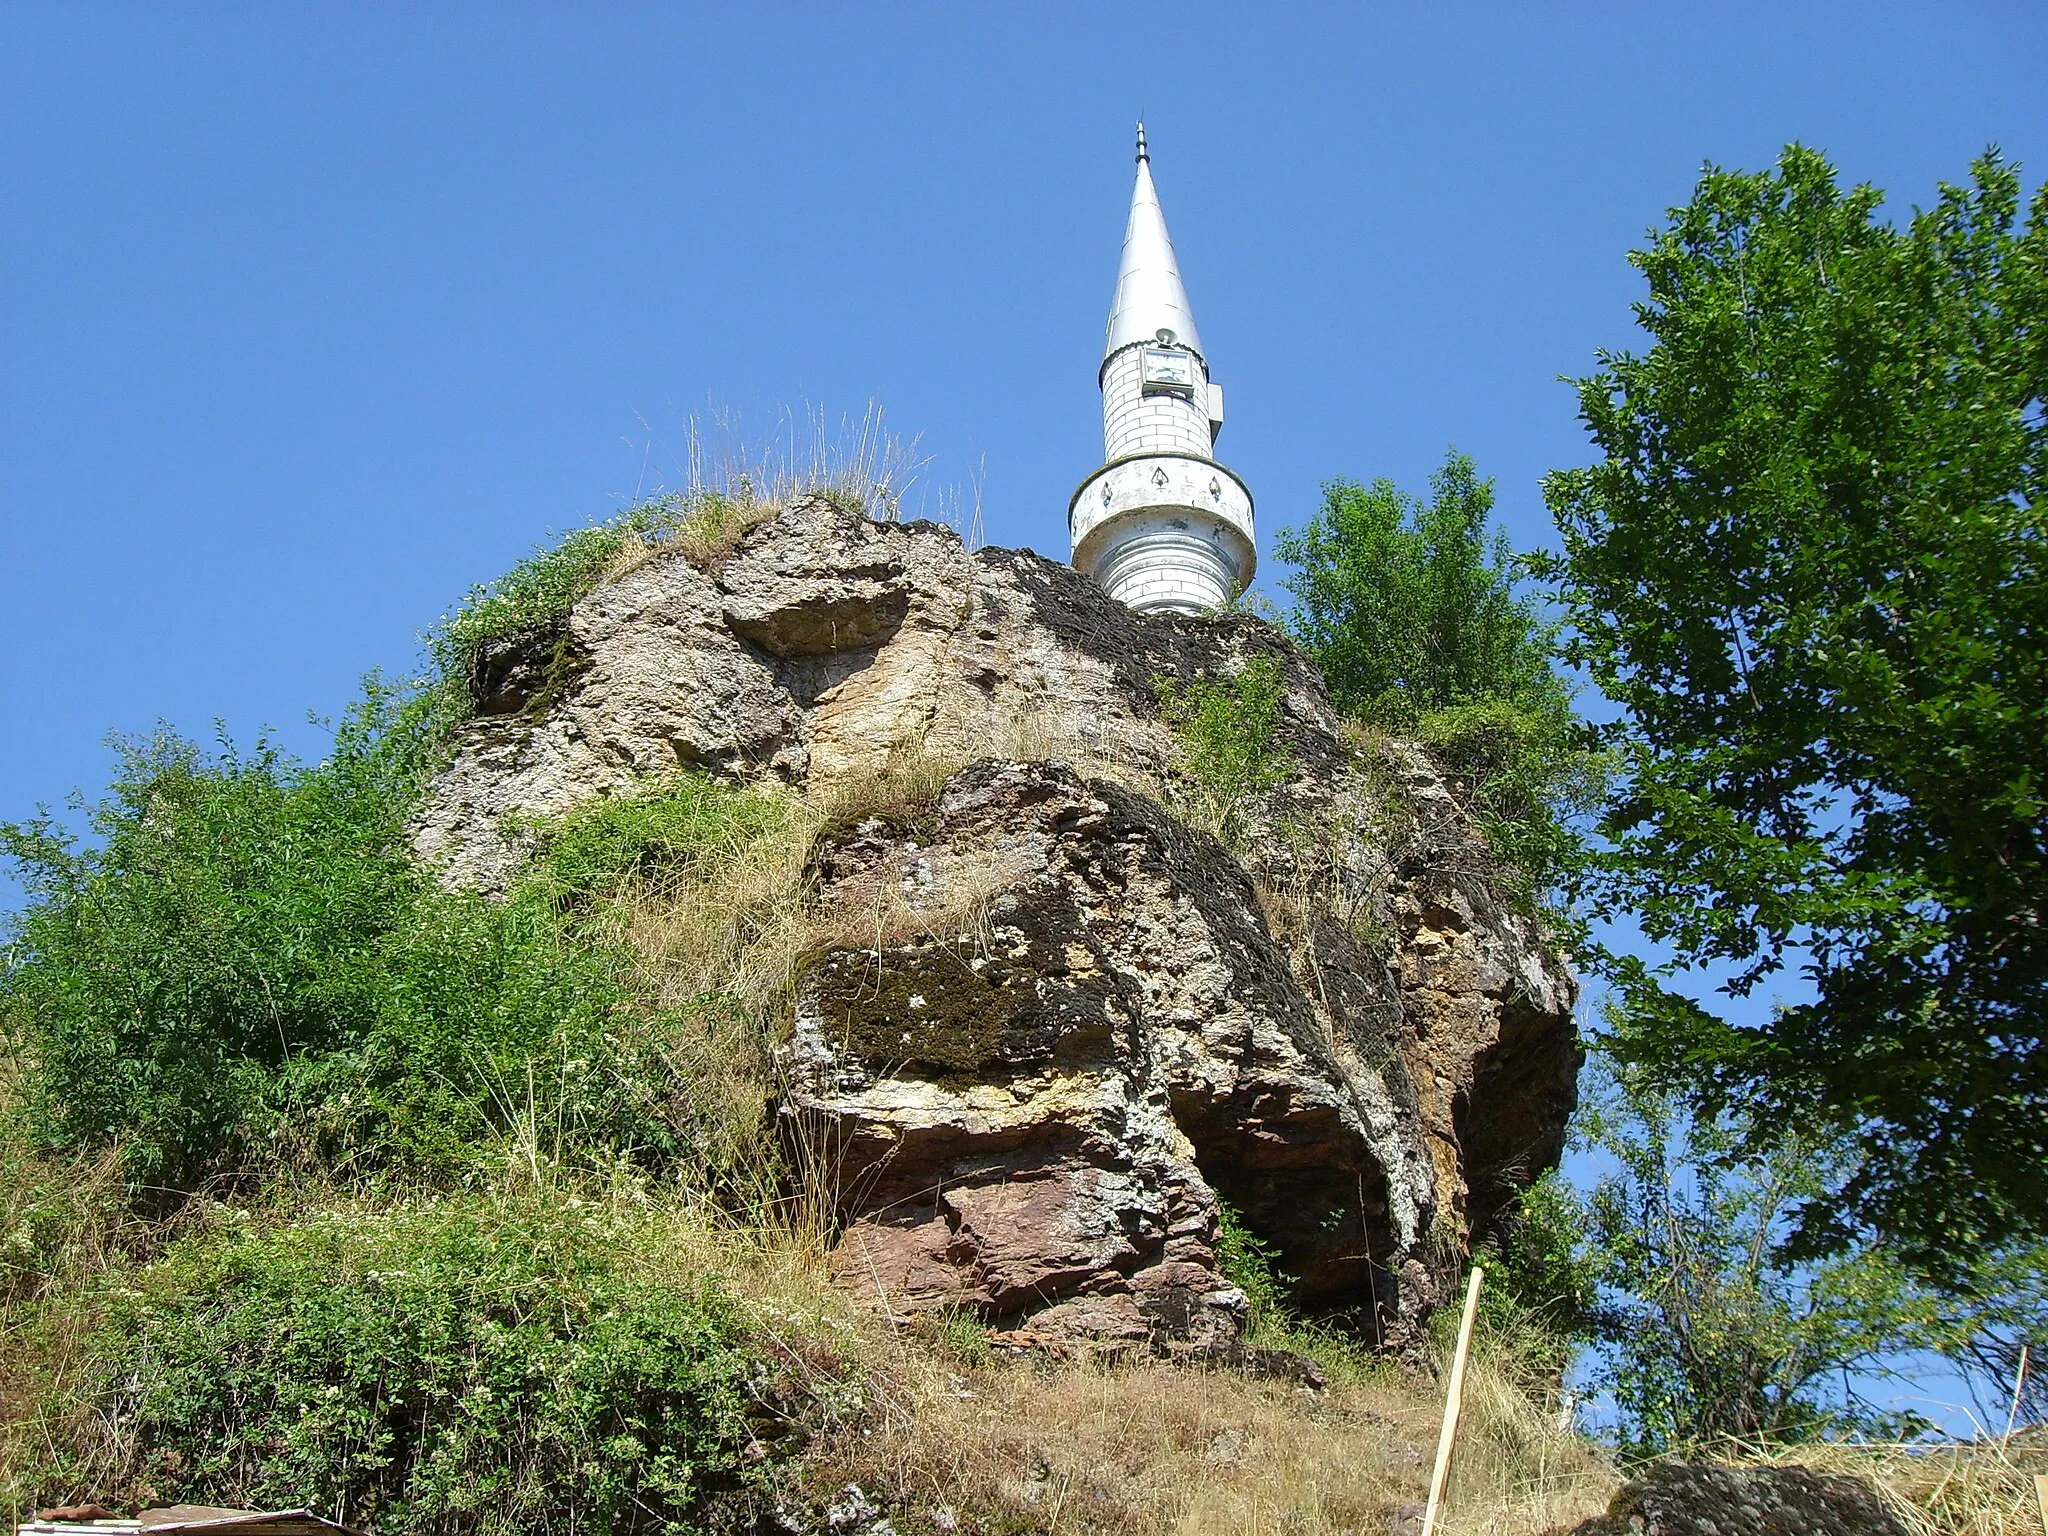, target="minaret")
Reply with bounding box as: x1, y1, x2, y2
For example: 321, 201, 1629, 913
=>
1070, 125, 1255, 614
